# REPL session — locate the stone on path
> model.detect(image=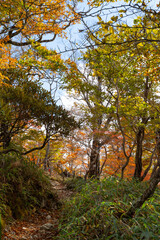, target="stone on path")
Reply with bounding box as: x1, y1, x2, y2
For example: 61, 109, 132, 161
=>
40, 223, 54, 231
